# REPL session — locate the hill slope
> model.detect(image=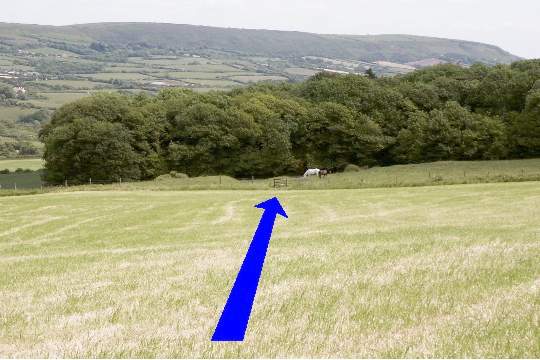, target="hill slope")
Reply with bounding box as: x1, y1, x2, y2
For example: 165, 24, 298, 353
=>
0, 22, 520, 65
